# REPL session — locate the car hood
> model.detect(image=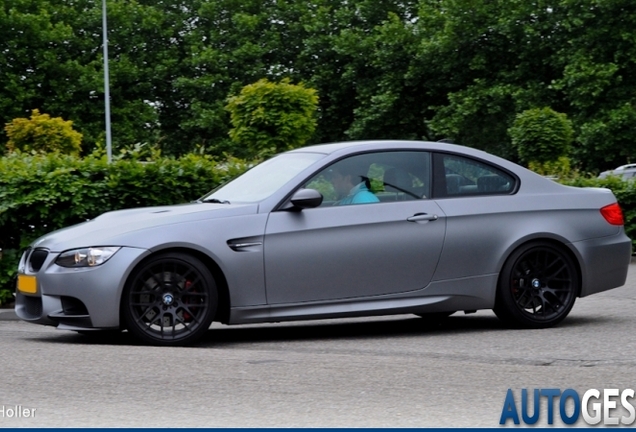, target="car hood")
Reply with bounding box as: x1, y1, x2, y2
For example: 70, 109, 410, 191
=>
31, 203, 259, 252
